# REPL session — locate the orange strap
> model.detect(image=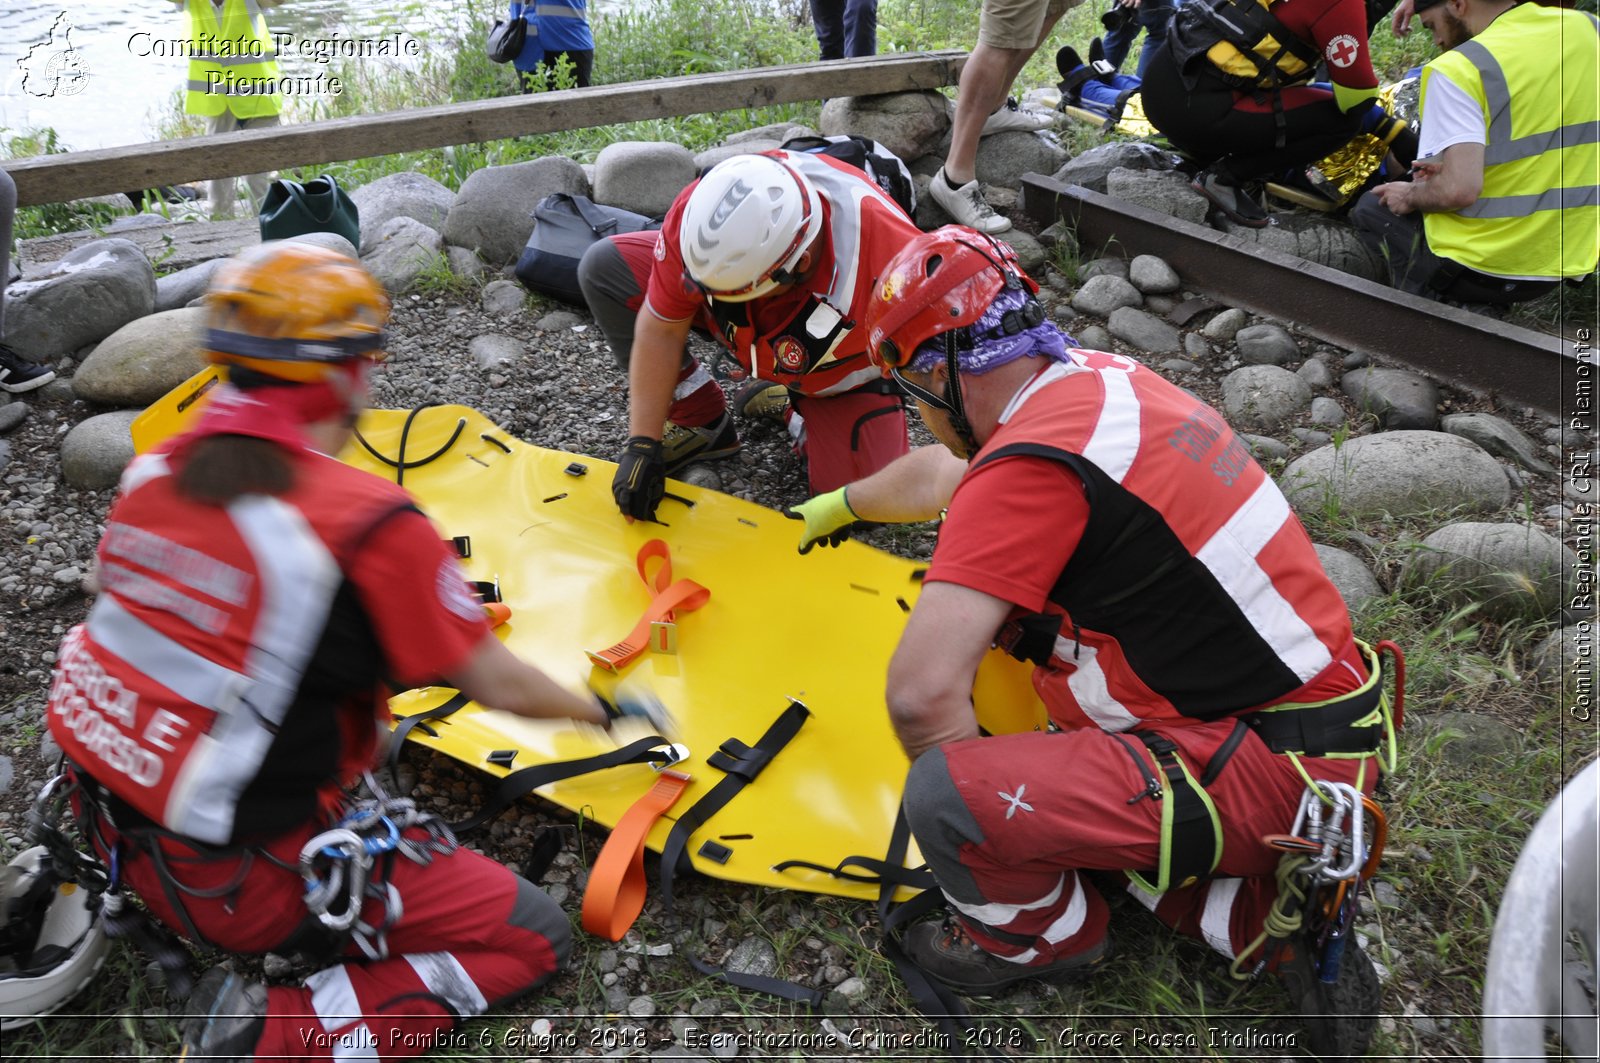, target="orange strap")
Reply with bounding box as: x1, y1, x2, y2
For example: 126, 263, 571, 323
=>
586, 540, 710, 672
580, 770, 692, 941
